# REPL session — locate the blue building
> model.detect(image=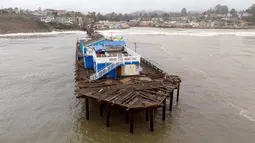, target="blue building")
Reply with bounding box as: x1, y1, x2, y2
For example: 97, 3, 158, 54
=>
79, 37, 141, 80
